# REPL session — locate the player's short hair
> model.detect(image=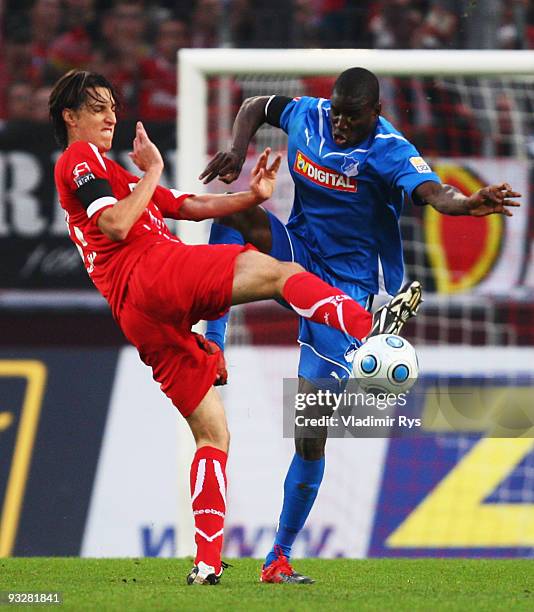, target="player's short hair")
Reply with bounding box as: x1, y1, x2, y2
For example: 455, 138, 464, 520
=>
48, 70, 120, 149
333, 67, 379, 108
